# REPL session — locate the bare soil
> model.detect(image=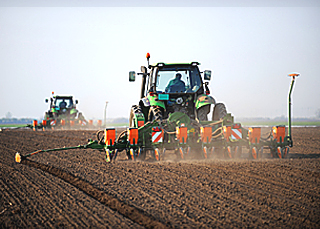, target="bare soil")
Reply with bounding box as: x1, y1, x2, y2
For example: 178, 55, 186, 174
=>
0, 127, 319, 228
